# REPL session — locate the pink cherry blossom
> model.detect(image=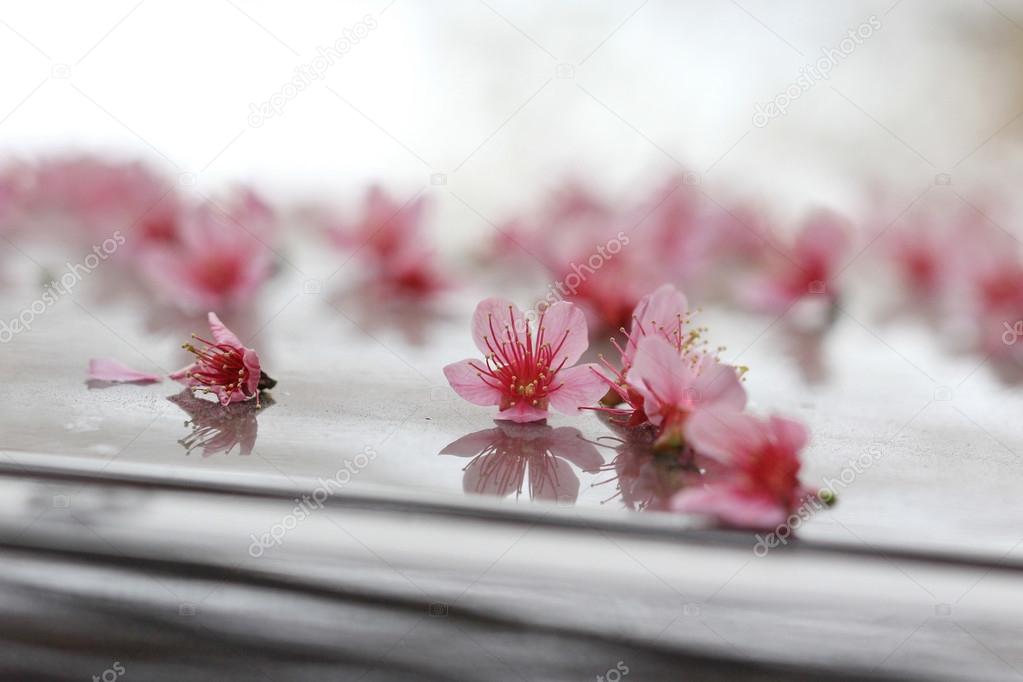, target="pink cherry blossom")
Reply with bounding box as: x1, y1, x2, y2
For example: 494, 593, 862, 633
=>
741, 210, 852, 314
670, 410, 820, 529
444, 298, 607, 423
887, 220, 955, 300
170, 312, 275, 406
625, 335, 746, 449
327, 186, 447, 298
87, 358, 162, 384
595, 284, 730, 430
138, 190, 276, 311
